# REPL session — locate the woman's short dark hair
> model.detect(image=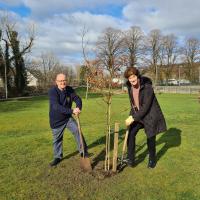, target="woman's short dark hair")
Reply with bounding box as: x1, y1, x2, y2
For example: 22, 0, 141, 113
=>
124, 67, 140, 79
